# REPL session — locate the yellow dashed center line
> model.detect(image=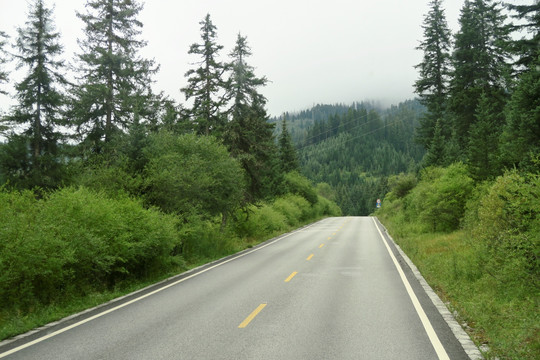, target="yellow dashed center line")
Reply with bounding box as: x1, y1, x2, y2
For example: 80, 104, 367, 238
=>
306, 254, 314, 261
238, 303, 267, 328
284, 271, 298, 282
319, 243, 325, 248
